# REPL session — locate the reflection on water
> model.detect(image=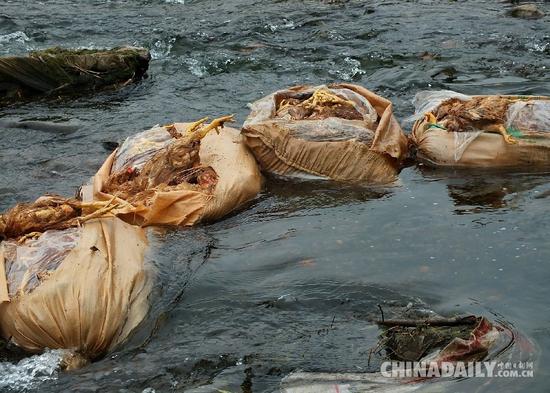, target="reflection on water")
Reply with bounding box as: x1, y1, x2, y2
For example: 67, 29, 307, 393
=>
417, 165, 550, 214
263, 175, 393, 210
